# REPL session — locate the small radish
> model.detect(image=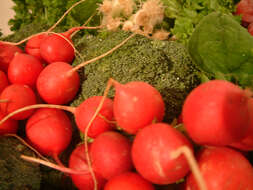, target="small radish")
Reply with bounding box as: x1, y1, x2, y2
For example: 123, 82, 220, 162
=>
104, 172, 155, 190
8, 53, 44, 87
36, 62, 80, 105
185, 146, 253, 190
248, 22, 253, 35
0, 42, 23, 73
182, 80, 251, 146
0, 96, 115, 138
69, 144, 106, 190
0, 70, 9, 94
113, 80, 165, 134
132, 123, 193, 185
0, 112, 18, 135
90, 131, 133, 180
26, 108, 72, 160
0, 84, 37, 120
235, 0, 253, 23
25, 33, 48, 62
